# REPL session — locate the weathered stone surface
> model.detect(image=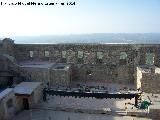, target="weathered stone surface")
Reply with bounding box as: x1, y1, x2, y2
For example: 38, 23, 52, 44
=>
0, 88, 16, 120
137, 66, 160, 93
2, 38, 160, 88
